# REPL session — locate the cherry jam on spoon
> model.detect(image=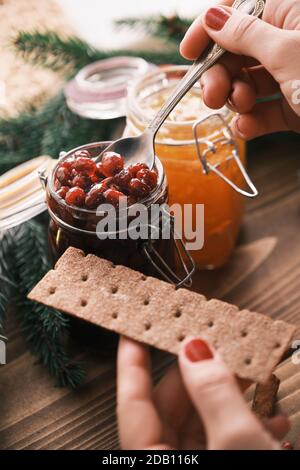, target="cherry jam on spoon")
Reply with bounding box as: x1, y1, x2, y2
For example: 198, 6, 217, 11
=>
54, 149, 158, 209
93, 0, 265, 170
